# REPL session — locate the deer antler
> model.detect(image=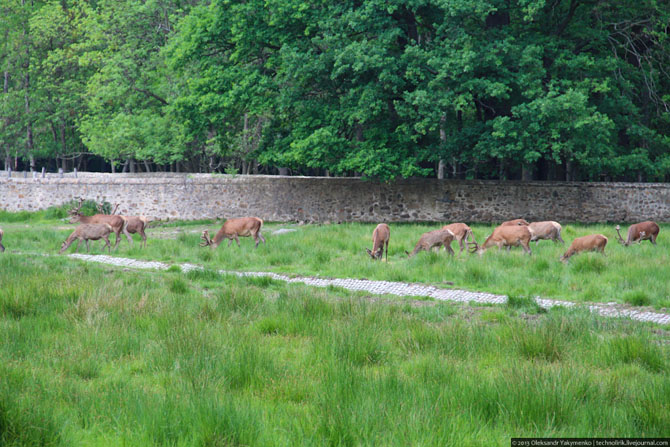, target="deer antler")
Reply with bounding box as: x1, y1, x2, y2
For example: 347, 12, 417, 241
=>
111, 203, 120, 215
467, 241, 479, 253
199, 230, 213, 247
614, 225, 627, 246
96, 202, 105, 213
69, 197, 84, 216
